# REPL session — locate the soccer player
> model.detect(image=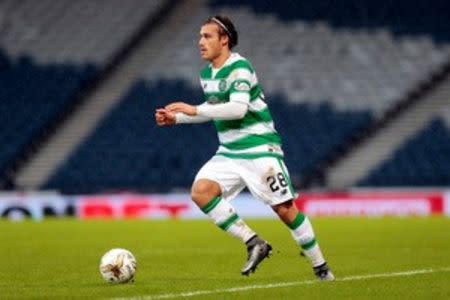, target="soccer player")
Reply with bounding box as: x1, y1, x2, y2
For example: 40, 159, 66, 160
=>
155, 15, 334, 280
